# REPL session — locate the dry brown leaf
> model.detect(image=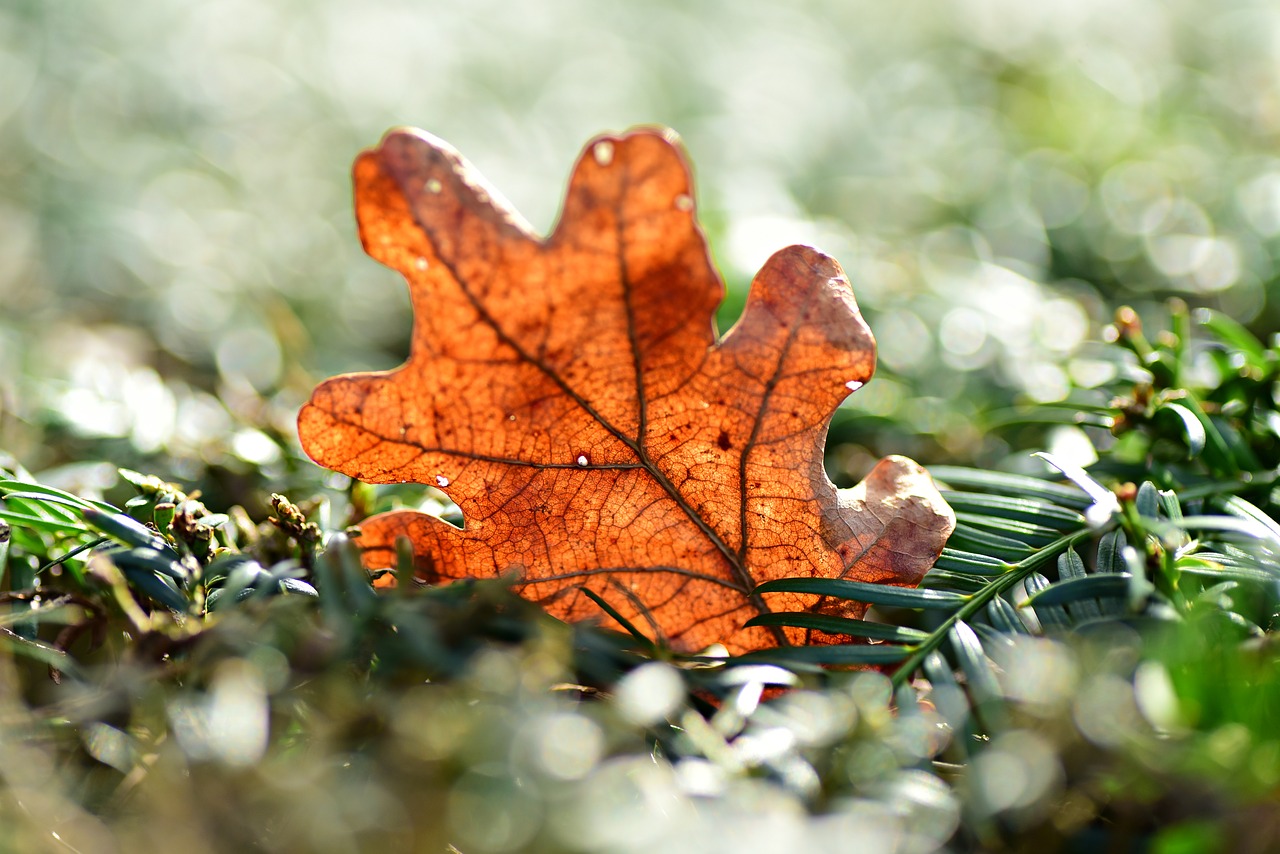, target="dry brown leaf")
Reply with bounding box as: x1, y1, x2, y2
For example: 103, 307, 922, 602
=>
298, 127, 955, 653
